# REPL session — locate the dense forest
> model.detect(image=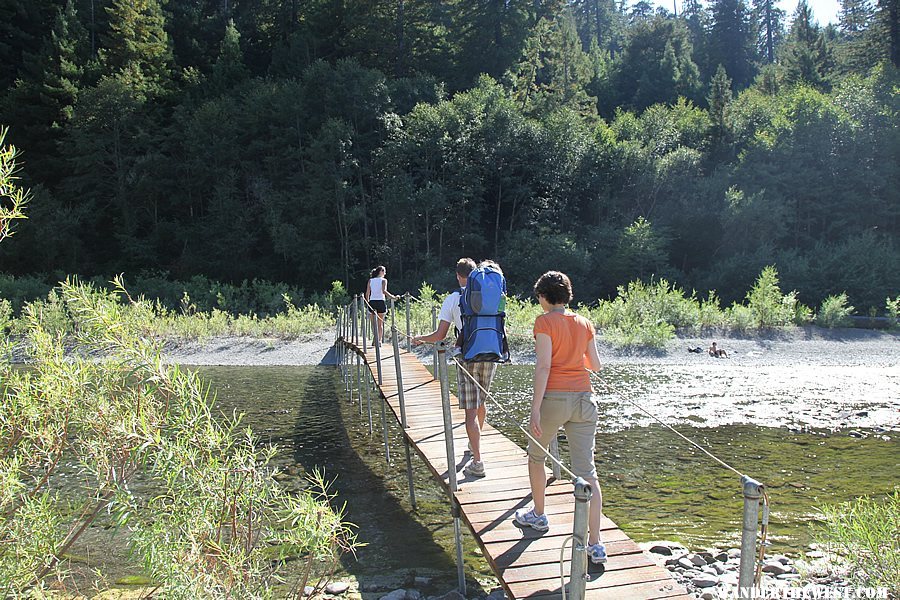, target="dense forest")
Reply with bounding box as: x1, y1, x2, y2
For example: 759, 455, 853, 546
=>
0, 0, 897, 310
